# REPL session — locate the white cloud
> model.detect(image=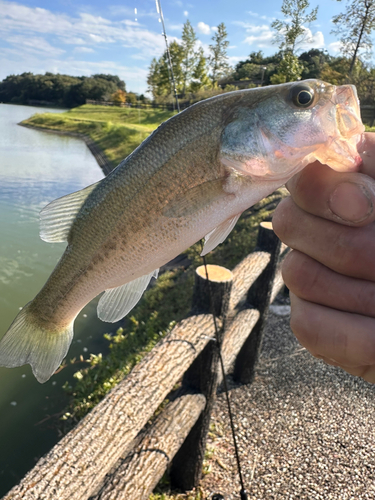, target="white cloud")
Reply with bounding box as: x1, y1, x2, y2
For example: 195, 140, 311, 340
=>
168, 23, 184, 31
6, 35, 65, 55
298, 28, 325, 50
241, 23, 274, 48
247, 10, 275, 22
73, 46, 94, 53
237, 21, 325, 51
183, 10, 189, 16
0, 1, 168, 59
328, 41, 343, 54
228, 55, 245, 65
197, 21, 211, 35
